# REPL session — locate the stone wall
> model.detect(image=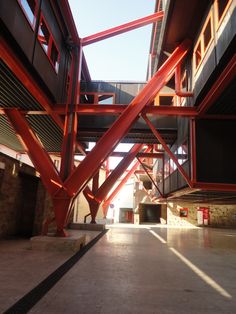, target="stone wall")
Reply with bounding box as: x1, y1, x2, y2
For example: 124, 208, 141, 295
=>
0, 153, 50, 237
167, 202, 236, 227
